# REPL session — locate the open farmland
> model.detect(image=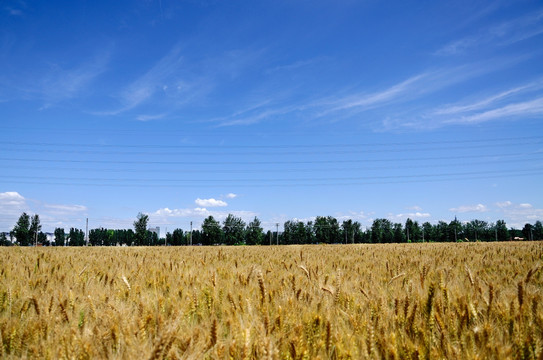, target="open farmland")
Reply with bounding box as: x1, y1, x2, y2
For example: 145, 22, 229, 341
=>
1, 242, 542, 359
